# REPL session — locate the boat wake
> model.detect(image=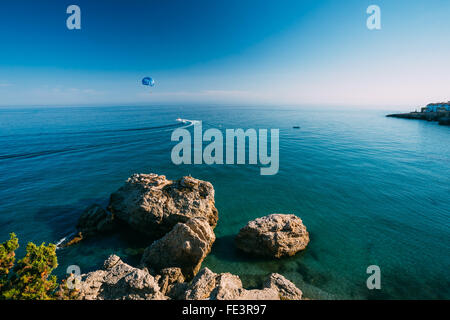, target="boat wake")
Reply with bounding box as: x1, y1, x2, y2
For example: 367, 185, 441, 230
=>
0, 122, 190, 161
176, 118, 200, 128
55, 232, 75, 250
0, 120, 199, 162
